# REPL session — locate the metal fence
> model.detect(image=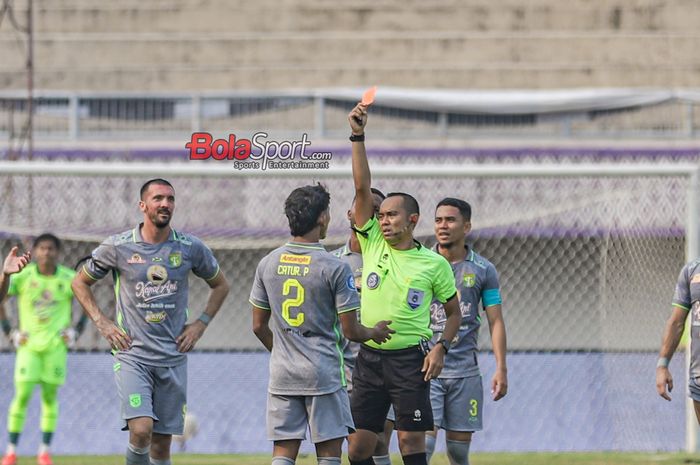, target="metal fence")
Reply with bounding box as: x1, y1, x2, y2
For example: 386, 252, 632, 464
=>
2, 91, 700, 143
